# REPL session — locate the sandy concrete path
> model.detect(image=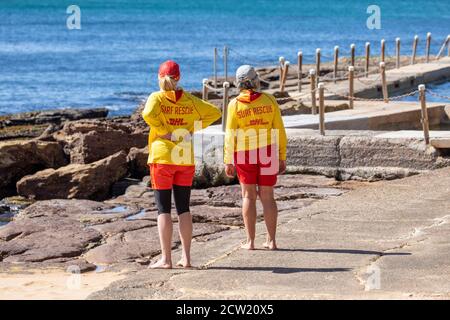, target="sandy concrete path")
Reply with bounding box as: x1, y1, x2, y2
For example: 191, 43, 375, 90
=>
89, 167, 450, 300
